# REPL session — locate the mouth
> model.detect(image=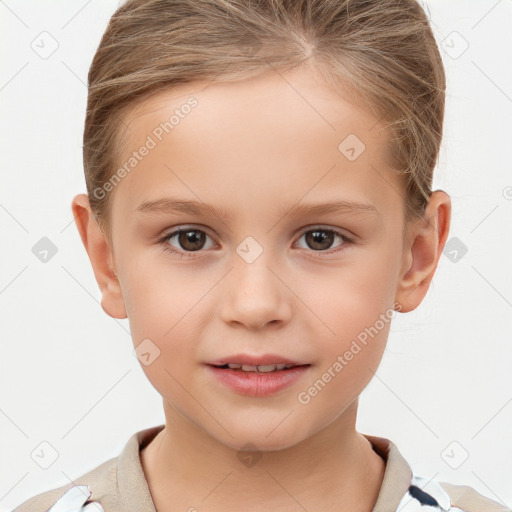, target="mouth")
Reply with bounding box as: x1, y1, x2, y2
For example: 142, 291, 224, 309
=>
207, 362, 311, 373
205, 361, 312, 396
